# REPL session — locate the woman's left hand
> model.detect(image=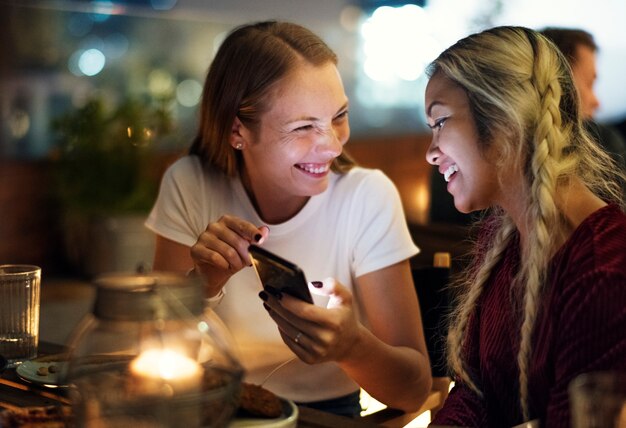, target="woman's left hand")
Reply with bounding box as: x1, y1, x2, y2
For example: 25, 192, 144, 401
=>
262, 261, 431, 413
260, 278, 365, 364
